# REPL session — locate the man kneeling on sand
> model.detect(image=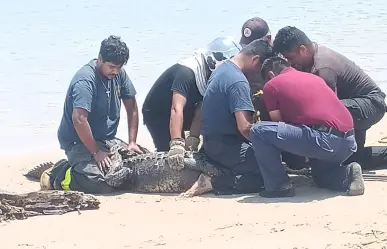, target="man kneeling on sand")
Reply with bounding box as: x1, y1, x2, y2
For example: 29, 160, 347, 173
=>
249, 56, 365, 198
40, 35, 143, 194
